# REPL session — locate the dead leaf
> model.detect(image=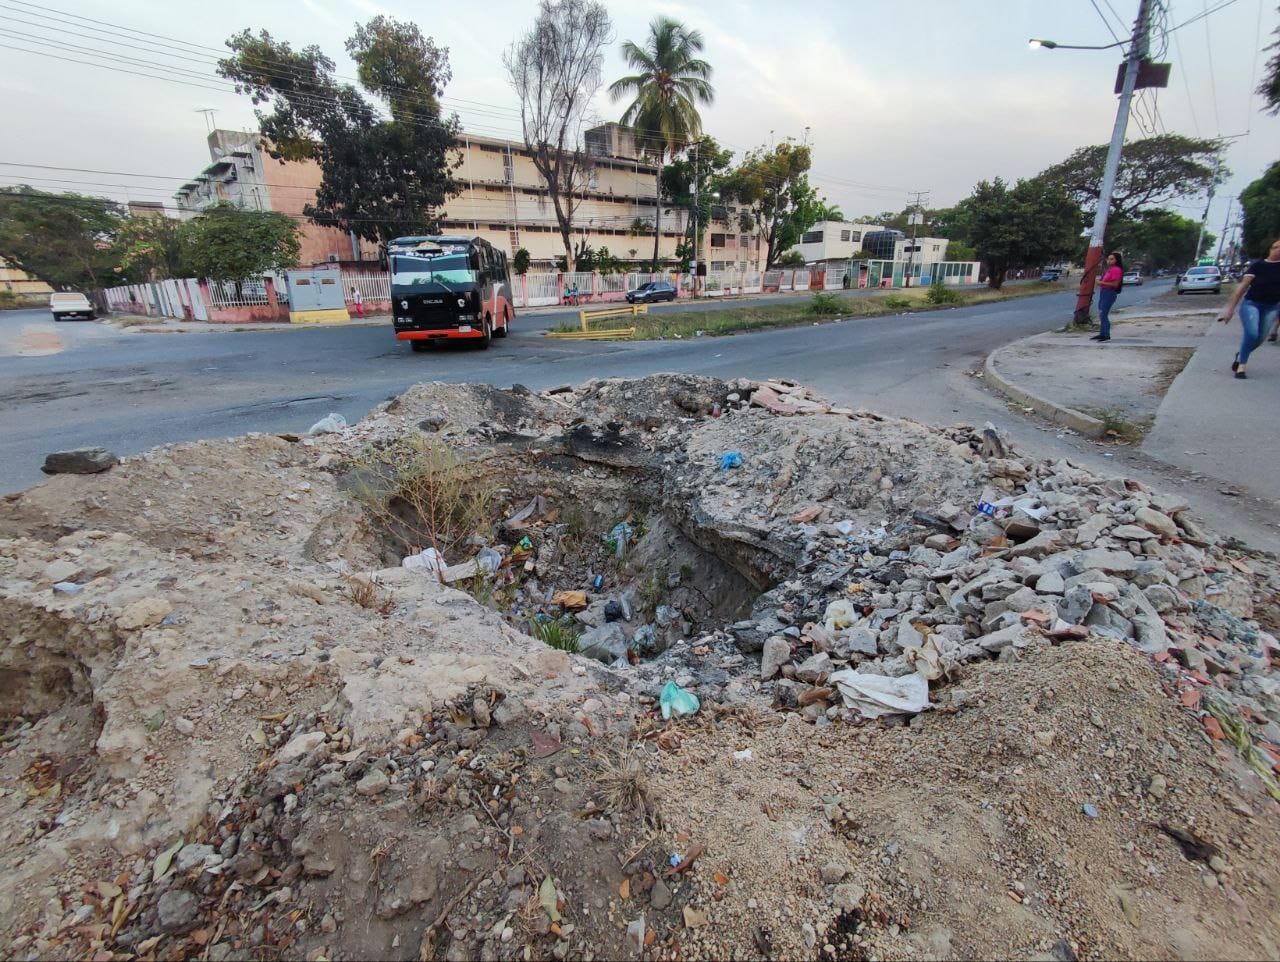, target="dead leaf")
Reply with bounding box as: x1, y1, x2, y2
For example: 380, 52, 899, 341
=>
152, 838, 184, 882
619, 879, 630, 900
530, 730, 562, 758
682, 905, 708, 928
713, 872, 729, 886
539, 876, 561, 922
